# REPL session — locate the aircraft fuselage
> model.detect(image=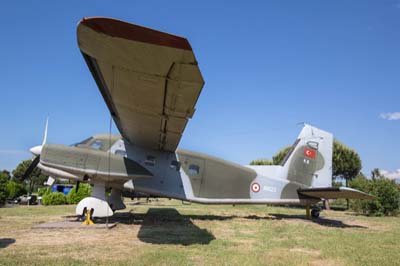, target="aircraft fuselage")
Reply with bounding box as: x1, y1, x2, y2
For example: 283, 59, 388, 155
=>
38, 134, 318, 206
